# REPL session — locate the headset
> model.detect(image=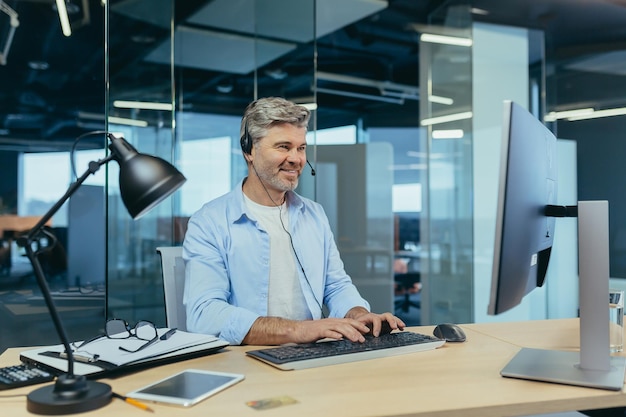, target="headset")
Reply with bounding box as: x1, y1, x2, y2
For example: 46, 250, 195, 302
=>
240, 121, 253, 155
